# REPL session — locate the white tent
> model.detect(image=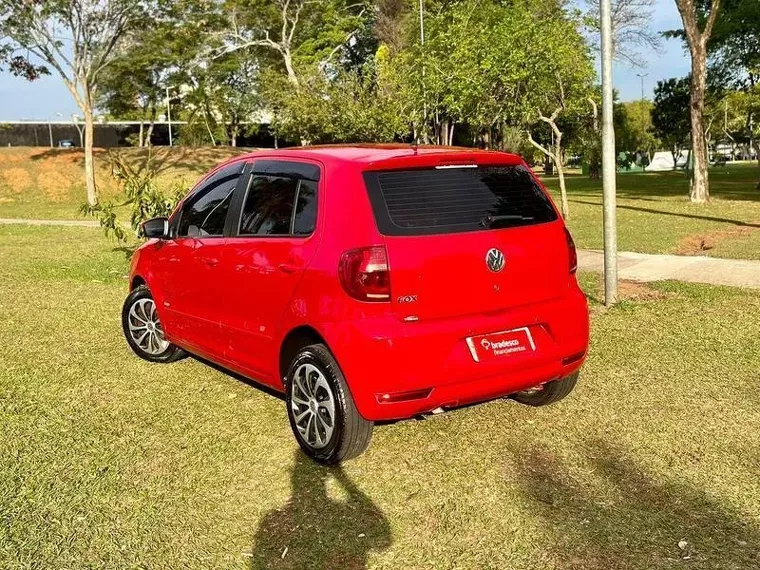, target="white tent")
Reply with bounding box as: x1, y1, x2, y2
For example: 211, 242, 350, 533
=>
646, 150, 688, 171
